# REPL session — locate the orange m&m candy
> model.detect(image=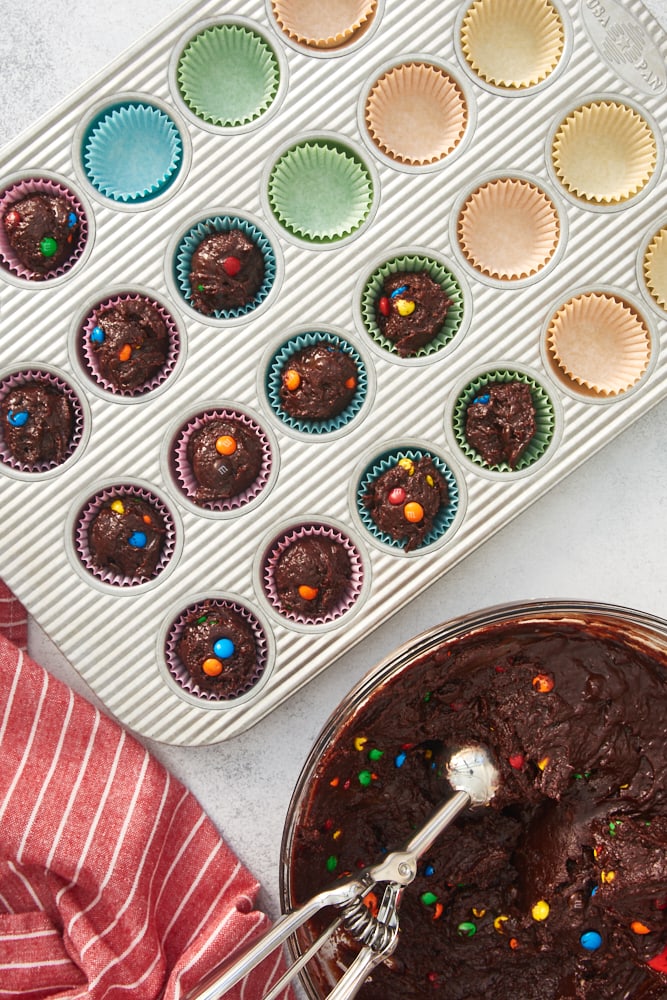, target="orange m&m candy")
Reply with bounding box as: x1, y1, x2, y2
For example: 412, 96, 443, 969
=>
215, 435, 237, 456
404, 501, 424, 523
